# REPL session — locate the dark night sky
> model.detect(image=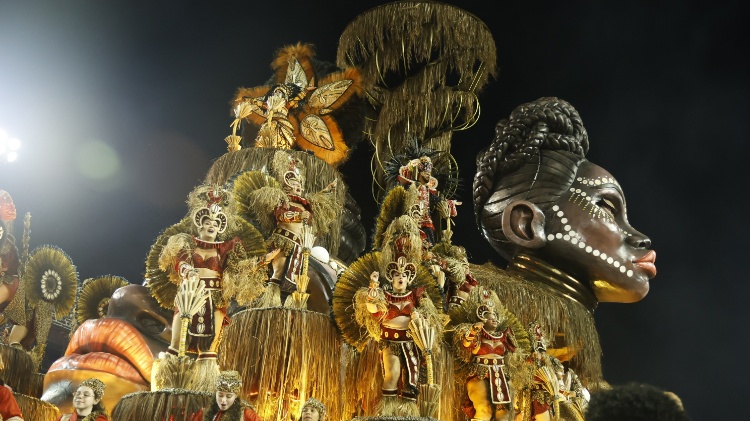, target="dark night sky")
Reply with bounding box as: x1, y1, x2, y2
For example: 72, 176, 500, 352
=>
1, 1, 746, 419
